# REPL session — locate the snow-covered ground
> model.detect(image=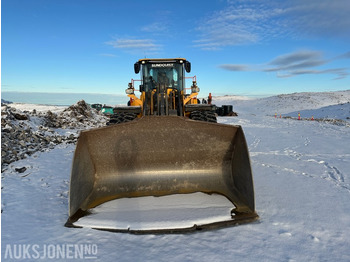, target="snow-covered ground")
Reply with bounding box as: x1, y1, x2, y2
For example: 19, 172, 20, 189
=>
2, 90, 350, 261
7, 103, 66, 113
285, 103, 350, 122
